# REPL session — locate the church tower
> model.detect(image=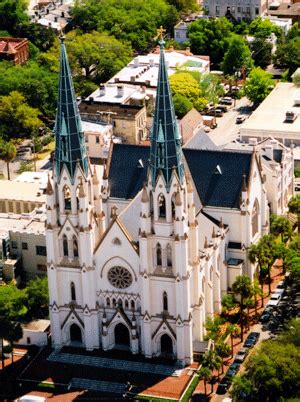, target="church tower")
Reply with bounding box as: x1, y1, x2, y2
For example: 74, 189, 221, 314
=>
46, 36, 105, 349
139, 31, 201, 365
